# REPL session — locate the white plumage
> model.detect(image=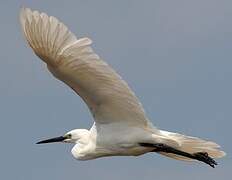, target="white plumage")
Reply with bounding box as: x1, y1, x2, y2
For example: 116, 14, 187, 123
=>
20, 7, 225, 167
